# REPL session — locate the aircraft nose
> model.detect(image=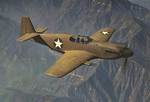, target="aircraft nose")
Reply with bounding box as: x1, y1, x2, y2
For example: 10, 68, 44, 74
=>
122, 48, 133, 57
